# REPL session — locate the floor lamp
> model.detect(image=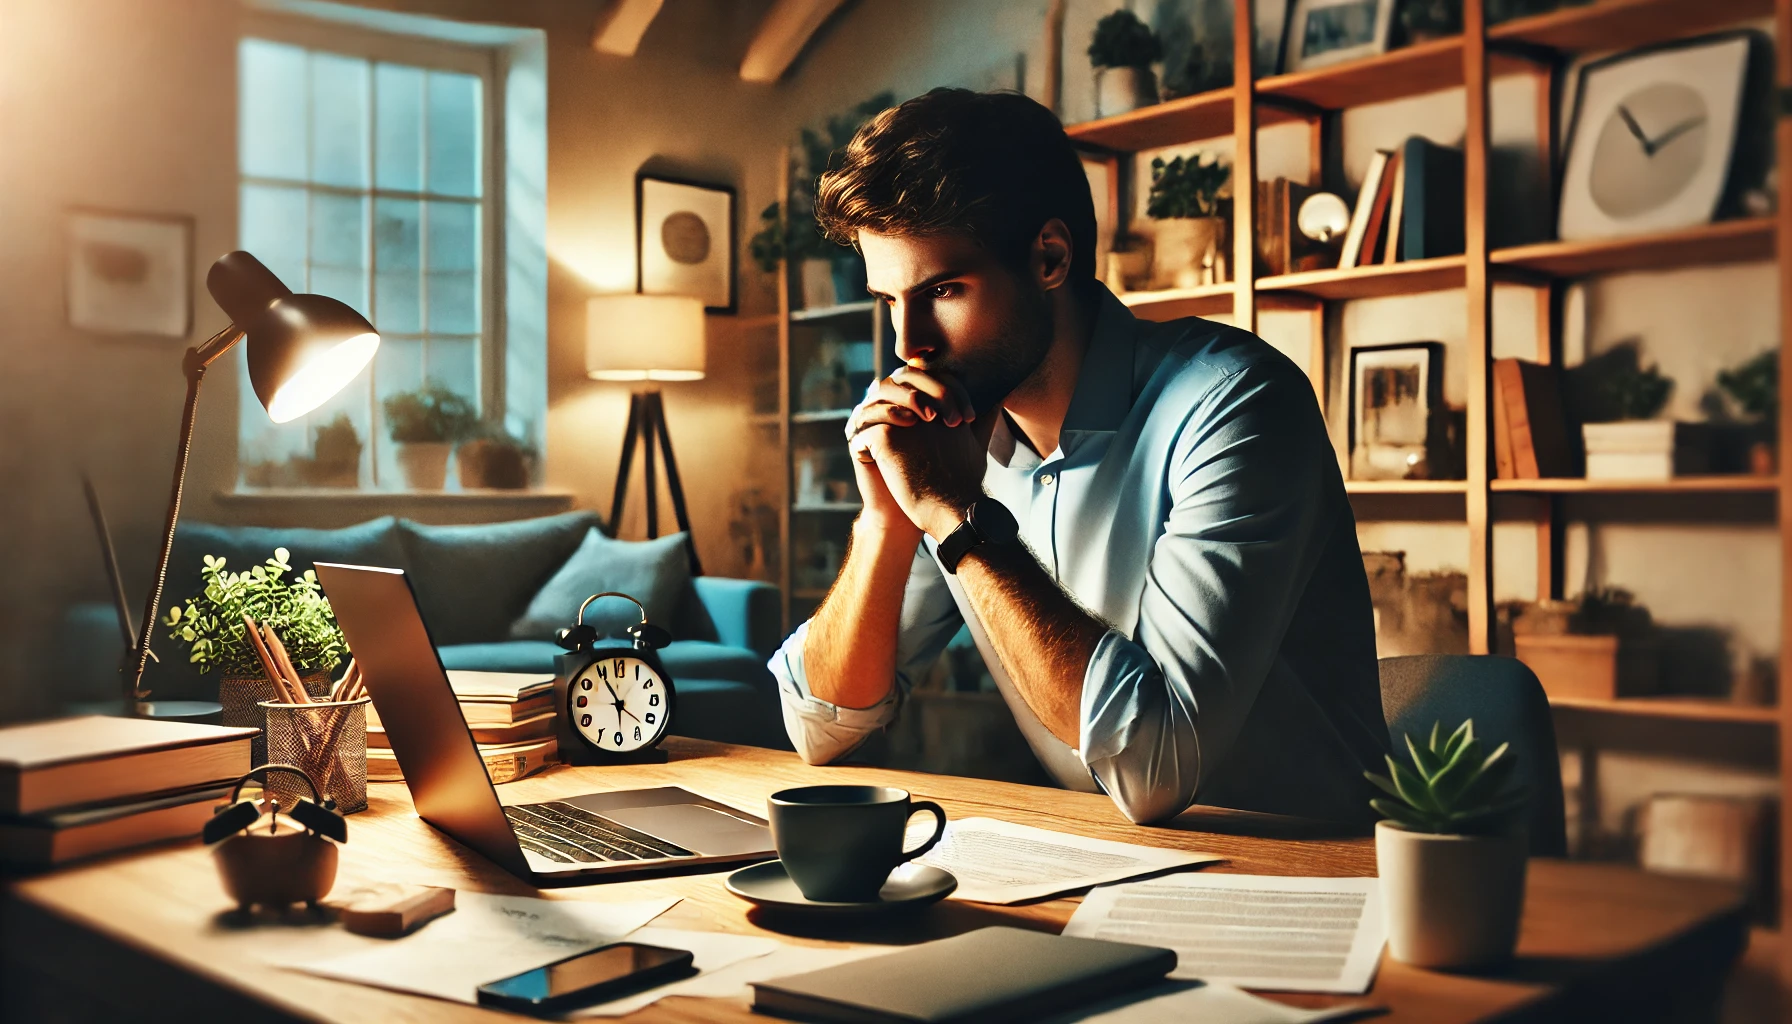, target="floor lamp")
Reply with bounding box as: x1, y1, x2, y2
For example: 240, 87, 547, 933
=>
586, 294, 705, 576
121, 251, 380, 716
